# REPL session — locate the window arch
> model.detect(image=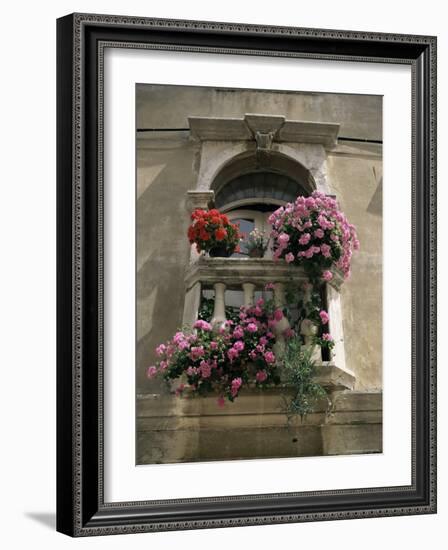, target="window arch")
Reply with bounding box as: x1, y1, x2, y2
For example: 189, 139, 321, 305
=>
214, 171, 308, 211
